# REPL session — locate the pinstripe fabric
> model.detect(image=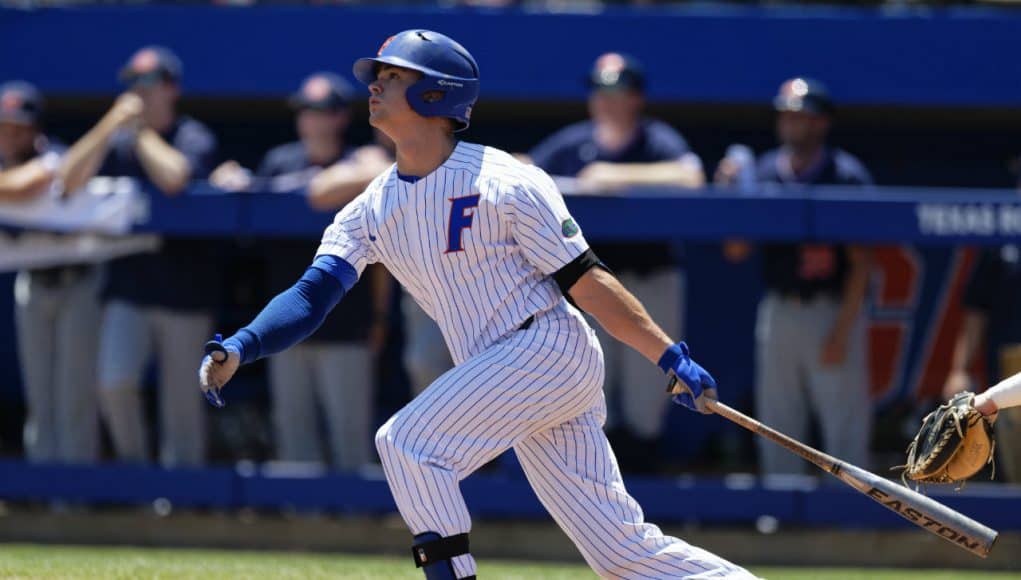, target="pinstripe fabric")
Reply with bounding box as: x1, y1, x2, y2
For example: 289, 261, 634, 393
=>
317, 142, 587, 363
317, 142, 753, 579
